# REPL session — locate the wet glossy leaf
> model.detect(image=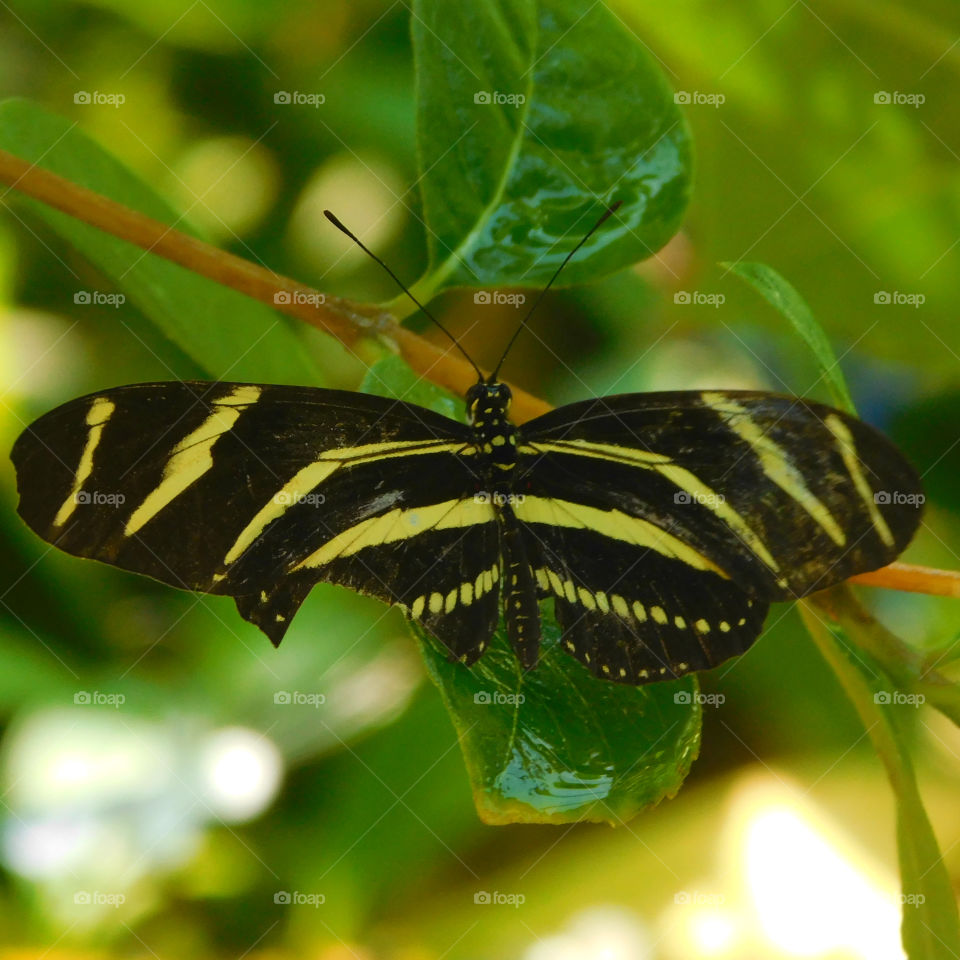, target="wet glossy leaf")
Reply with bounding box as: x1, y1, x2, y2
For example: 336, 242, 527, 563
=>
410, 0, 691, 296
420, 620, 701, 824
